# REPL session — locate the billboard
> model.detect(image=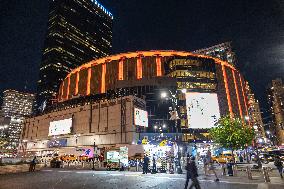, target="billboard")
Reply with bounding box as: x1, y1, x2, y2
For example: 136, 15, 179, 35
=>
186, 93, 220, 129
134, 108, 148, 127
48, 118, 72, 136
